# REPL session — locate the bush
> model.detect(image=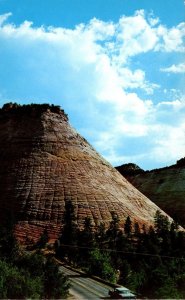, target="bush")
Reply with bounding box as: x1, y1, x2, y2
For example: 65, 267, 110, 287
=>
155, 278, 184, 299
89, 249, 117, 283
0, 259, 43, 299
44, 256, 70, 299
